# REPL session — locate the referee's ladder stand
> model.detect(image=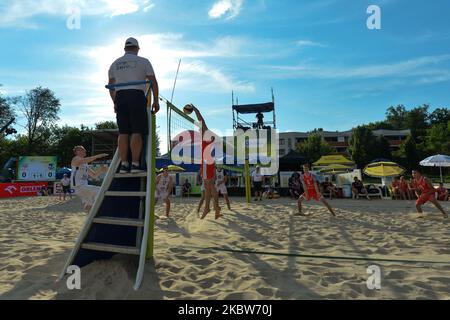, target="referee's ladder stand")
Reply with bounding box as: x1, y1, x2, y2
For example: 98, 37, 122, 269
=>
59, 81, 156, 290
